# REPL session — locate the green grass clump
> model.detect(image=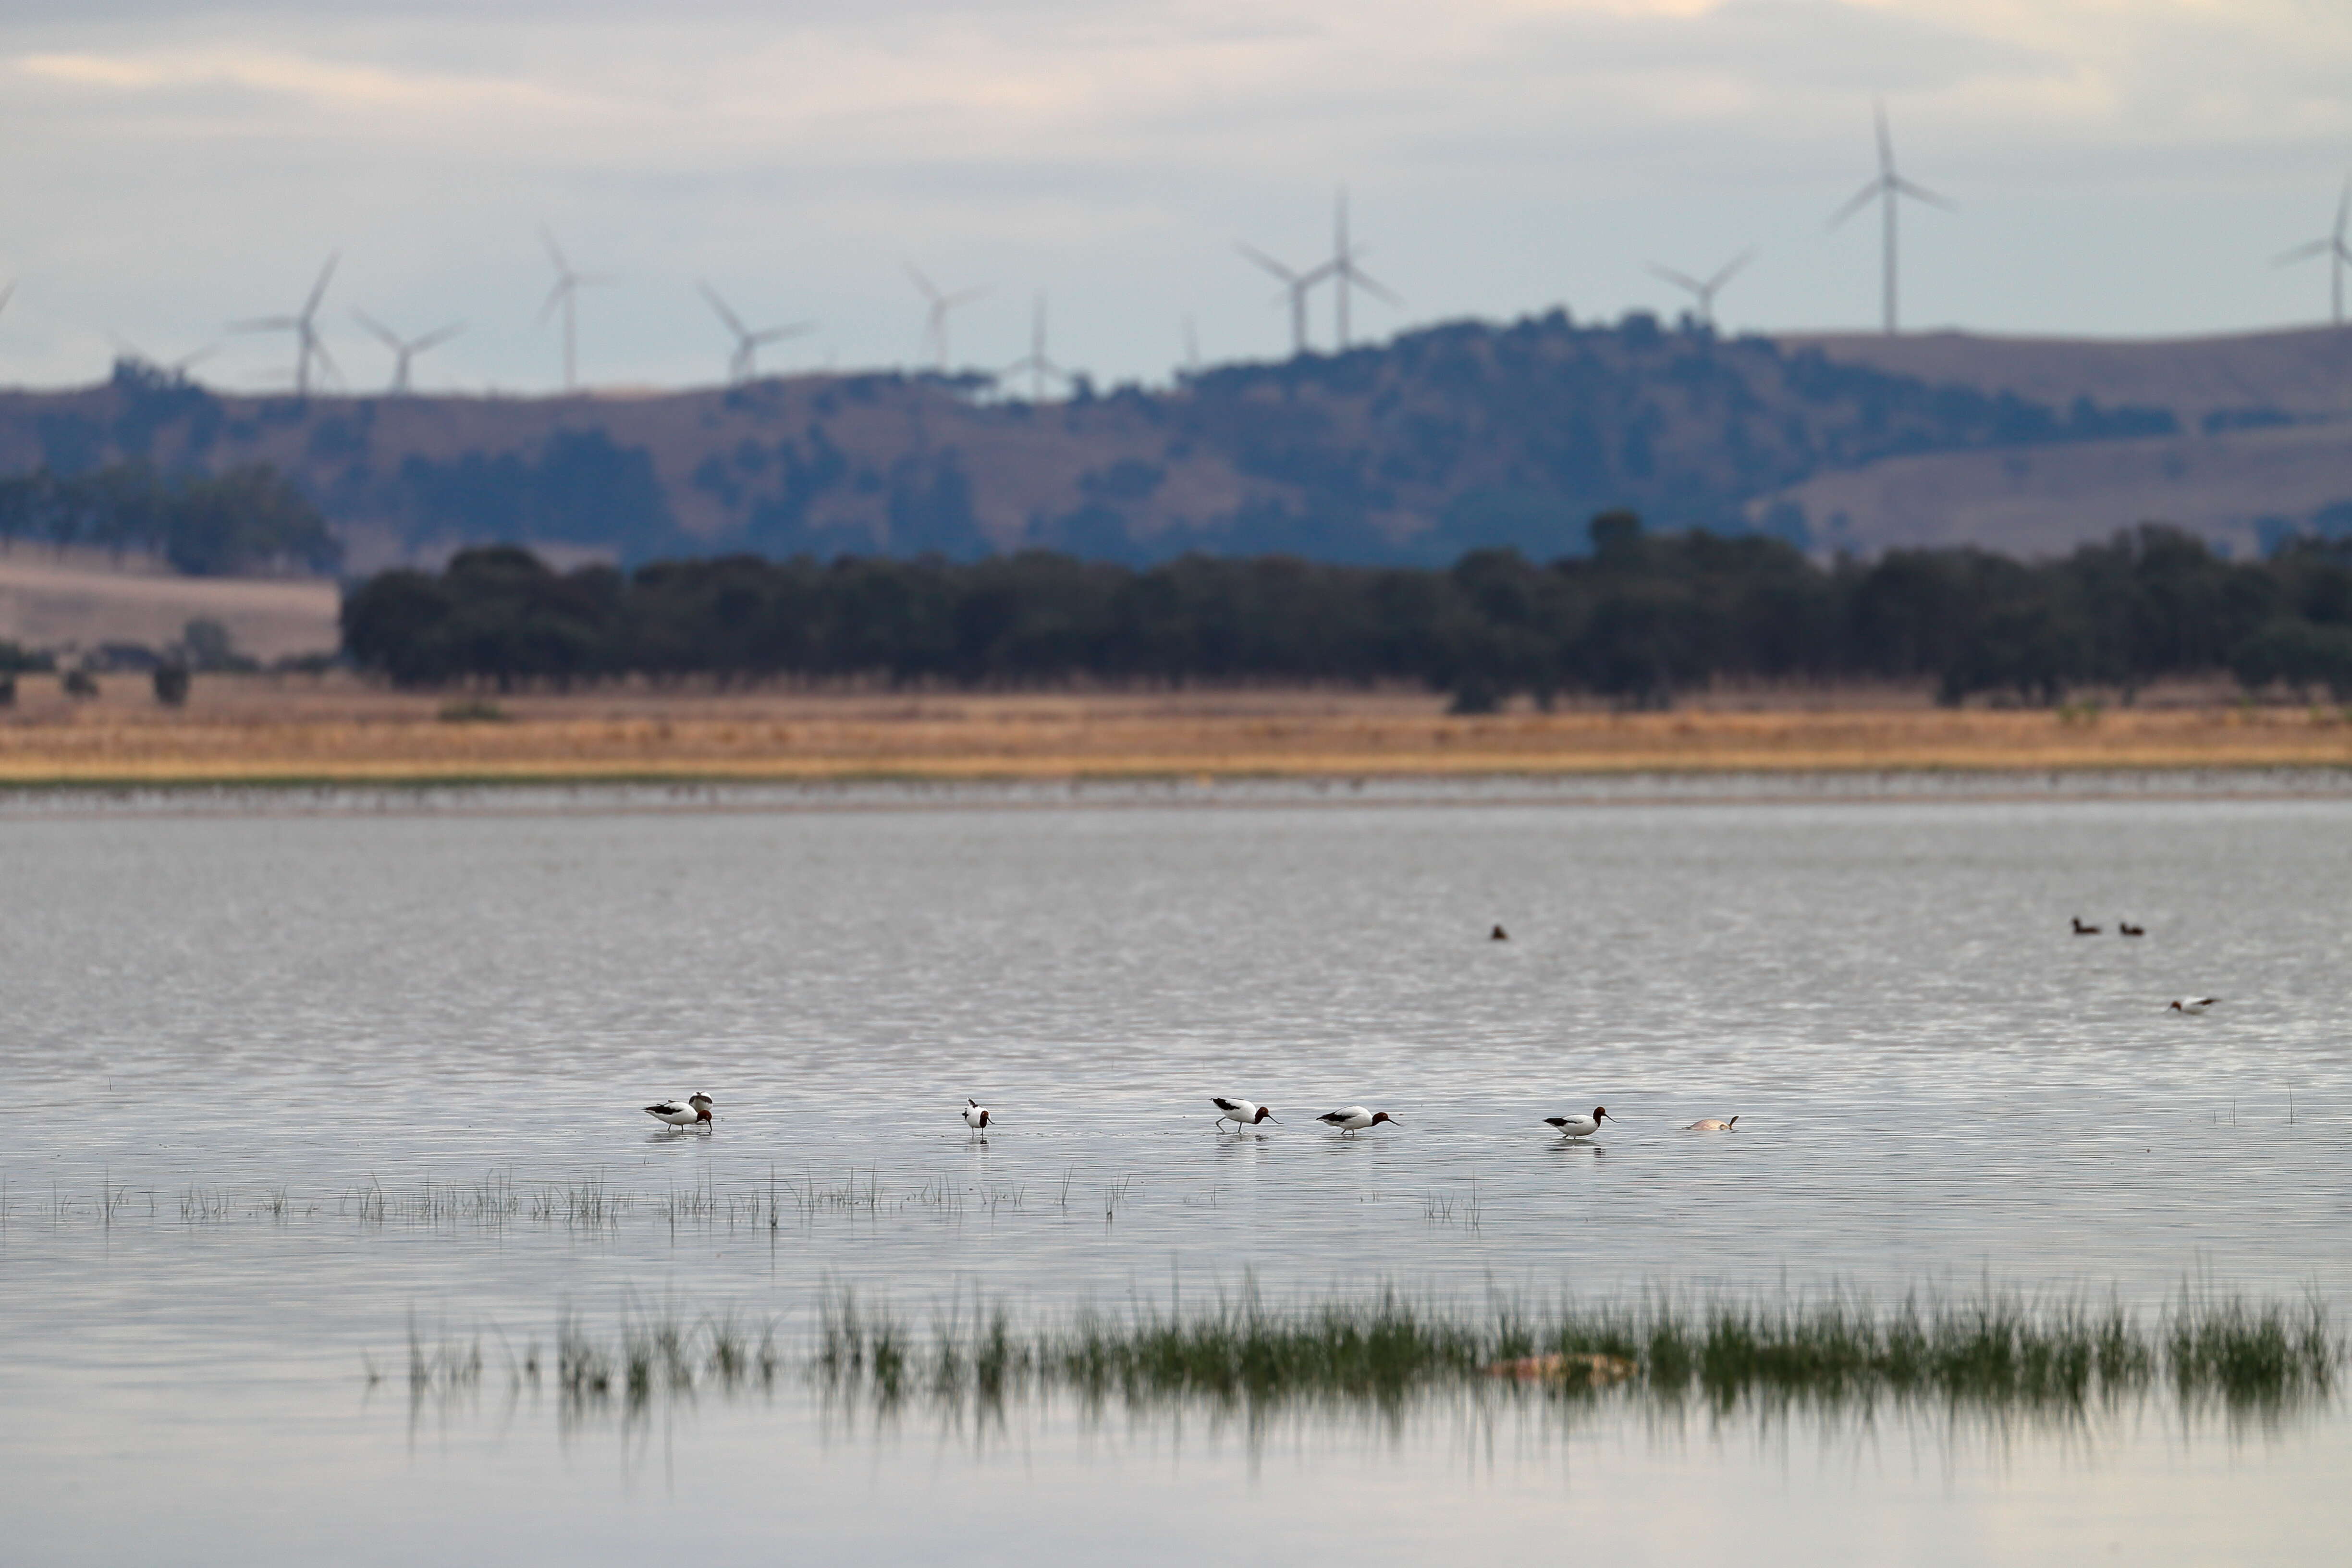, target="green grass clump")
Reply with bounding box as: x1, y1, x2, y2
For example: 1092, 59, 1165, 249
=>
809, 1285, 2341, 1420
